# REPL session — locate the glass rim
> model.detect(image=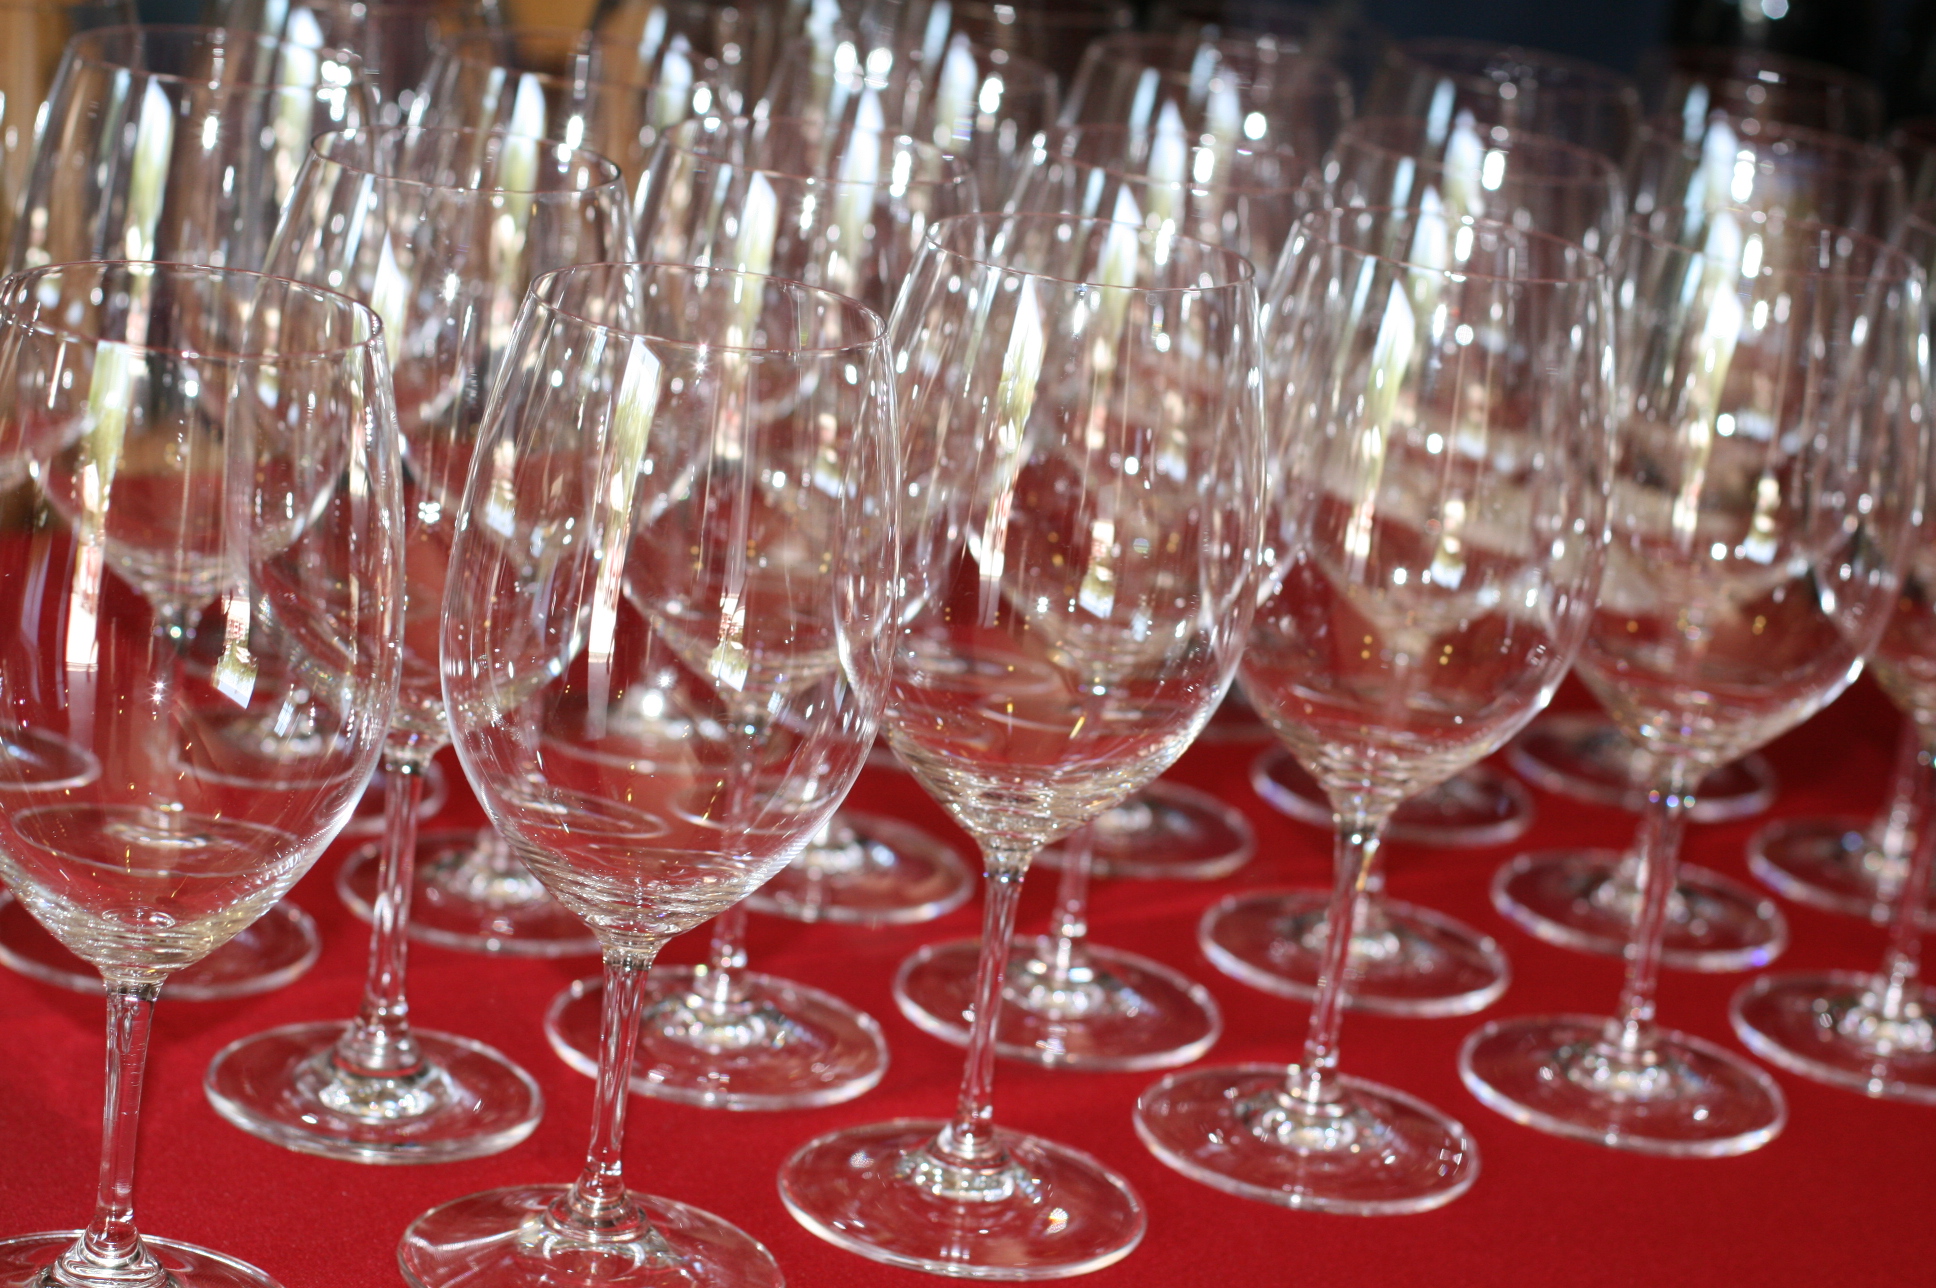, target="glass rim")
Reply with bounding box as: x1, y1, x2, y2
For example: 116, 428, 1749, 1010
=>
921, 211, 1258, 294
309, 124, 627, 197
1654, 45, 1881, 98
1289, 204, 1609, 286
1627, 207, 1925, 285
437, 23, 726, 81
524, 261, 888, 357
64, 24, 365, 91
1081, 33, 1351, 95
795, 31, 1060, 93
1337, 115, 1623, 187
1637, 112, 1902, 175
0, 260, 387, 362
1389, 37, 1640, 101
1029, 130, 1314, 196
662, 116, 971, 190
